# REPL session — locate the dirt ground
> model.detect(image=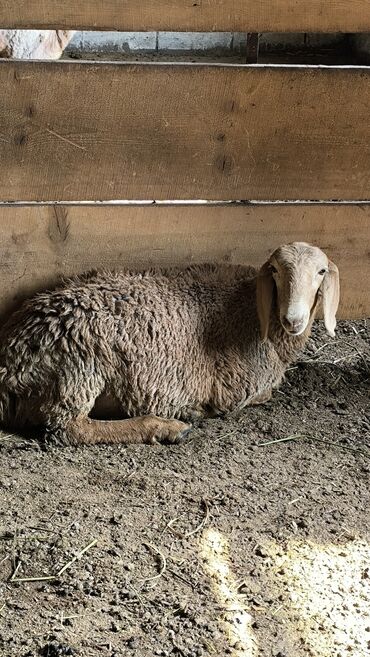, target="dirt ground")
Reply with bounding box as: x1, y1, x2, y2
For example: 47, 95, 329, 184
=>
0, 320, 369, 657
